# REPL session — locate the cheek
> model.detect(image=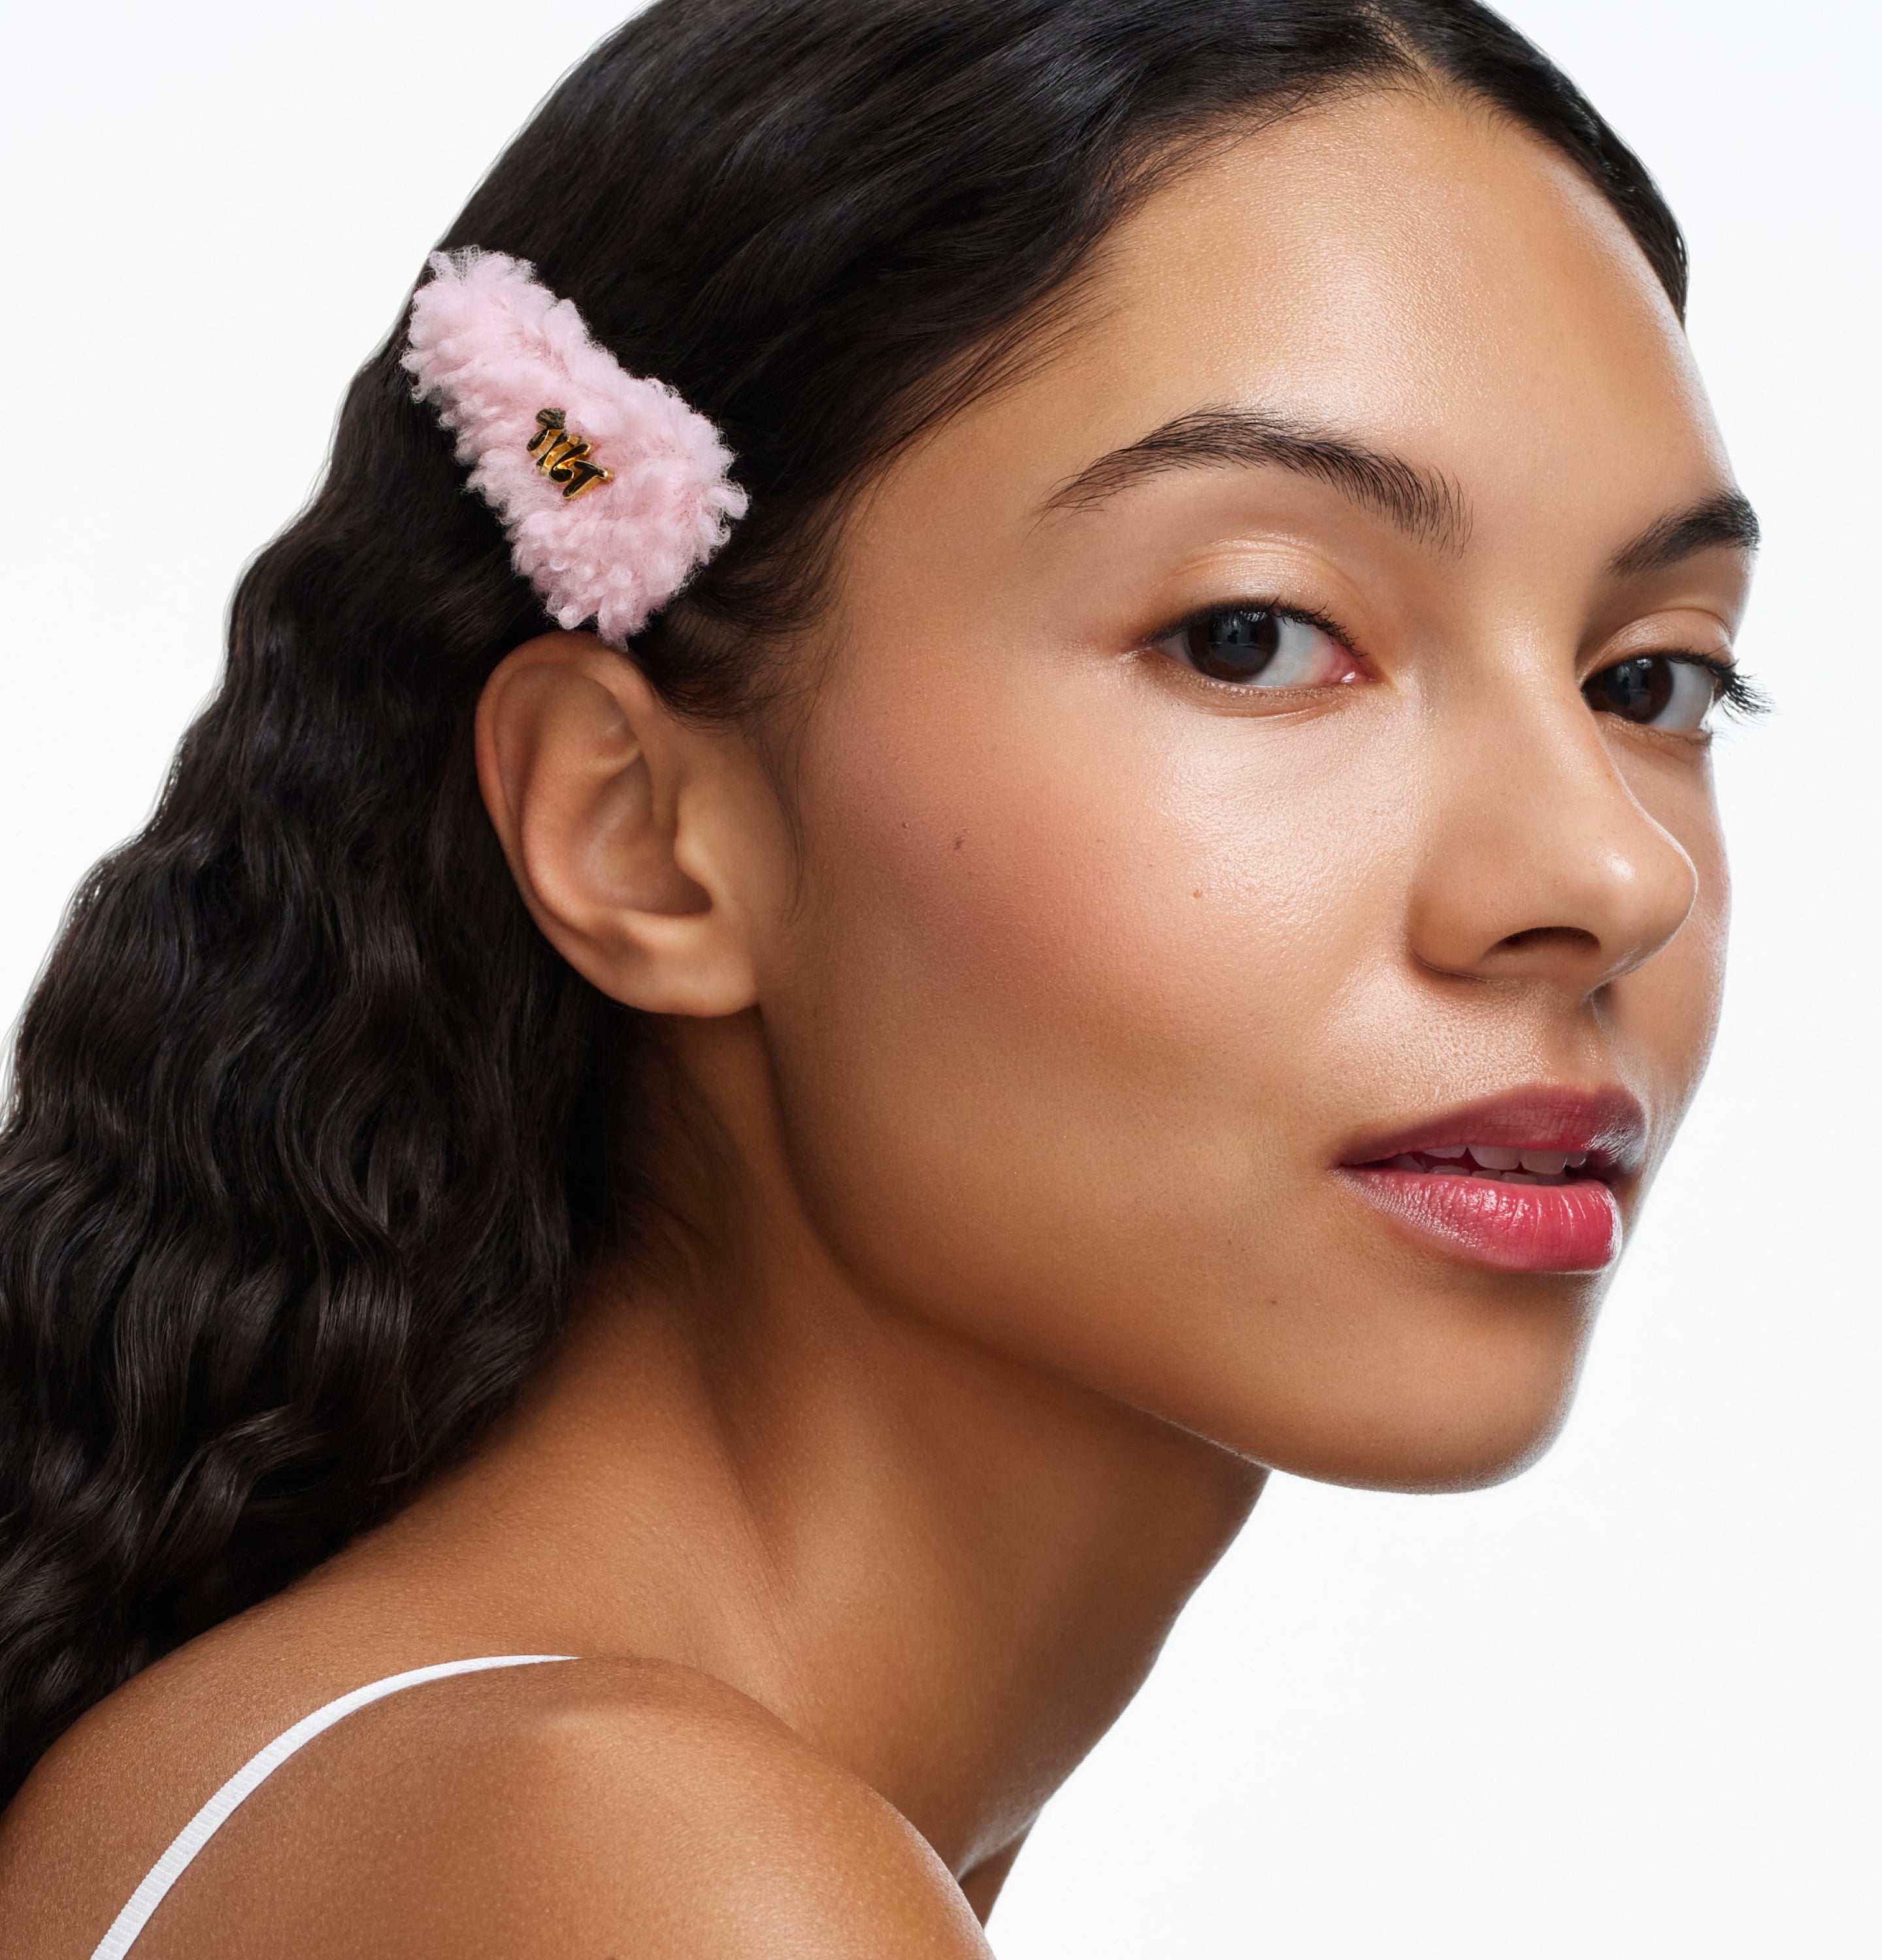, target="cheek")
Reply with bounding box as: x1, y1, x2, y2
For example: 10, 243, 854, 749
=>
754, 652, 1423, 1414
777, 659, 1396, 1138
